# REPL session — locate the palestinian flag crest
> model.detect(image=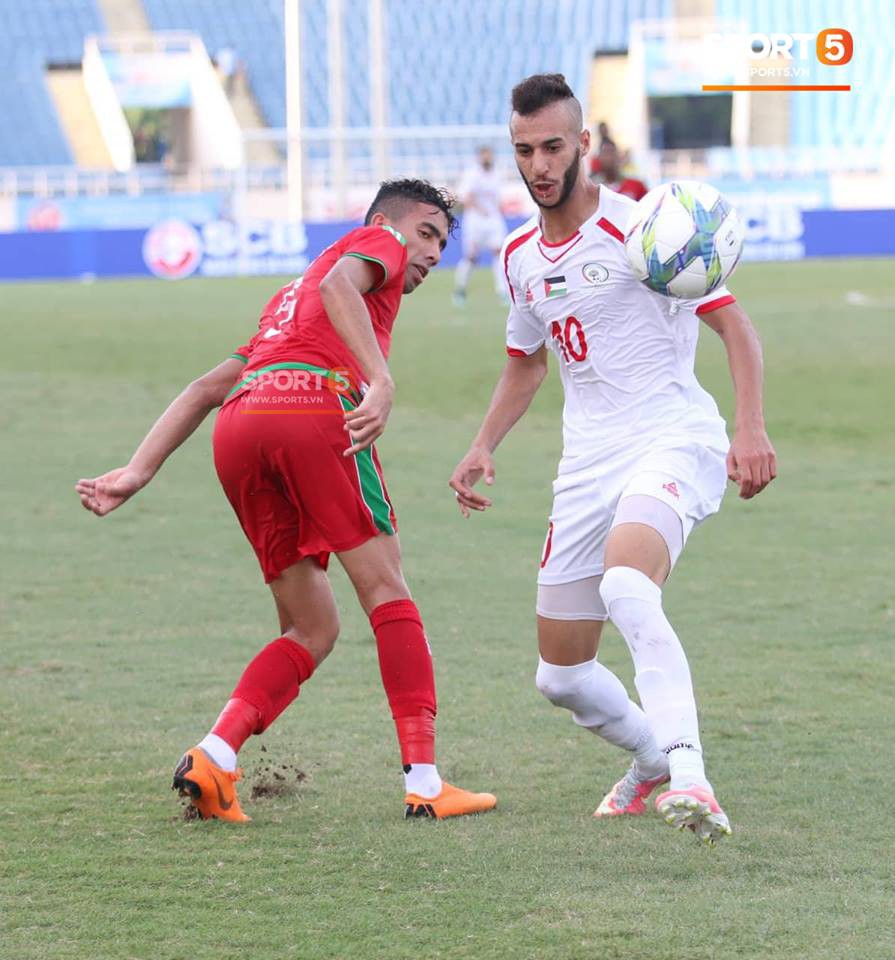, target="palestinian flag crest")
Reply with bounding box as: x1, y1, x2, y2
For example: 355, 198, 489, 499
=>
544, 275, 567, 298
